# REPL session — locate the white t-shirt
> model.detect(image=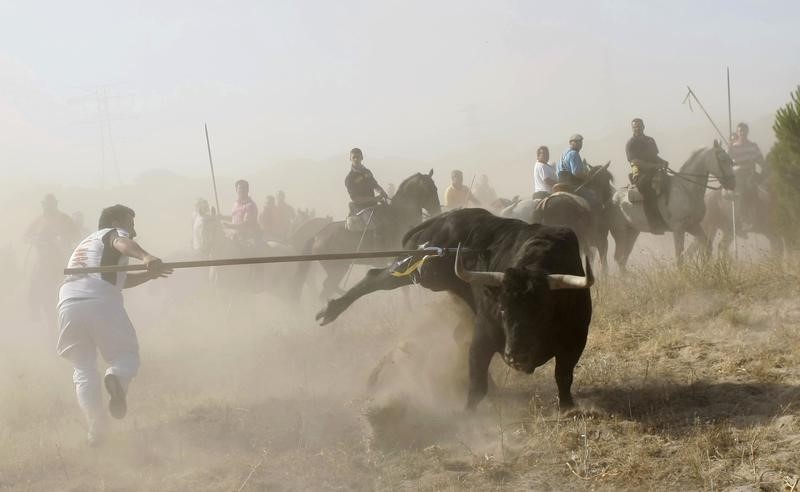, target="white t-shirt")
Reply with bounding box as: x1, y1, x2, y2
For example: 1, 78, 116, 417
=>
534, 161, 556, 194
59, 228, 130, 304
